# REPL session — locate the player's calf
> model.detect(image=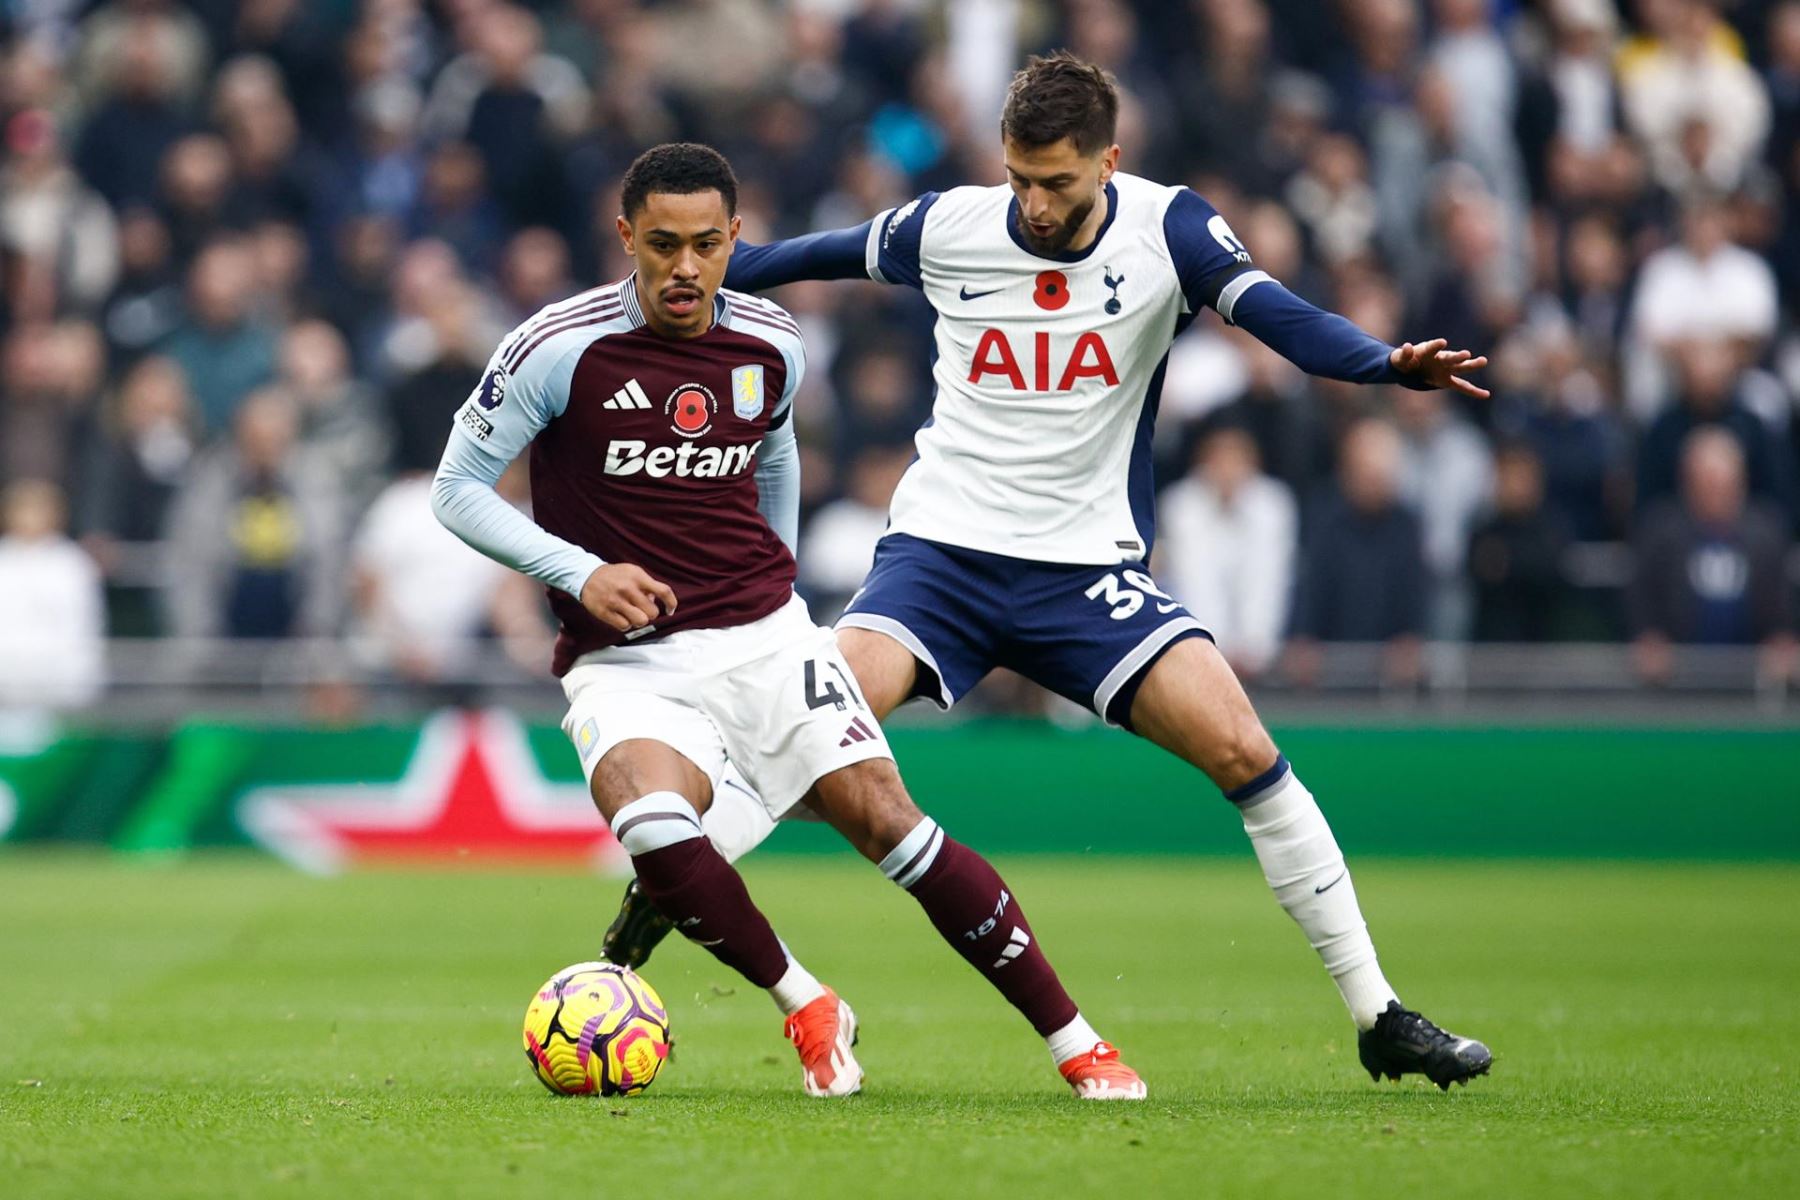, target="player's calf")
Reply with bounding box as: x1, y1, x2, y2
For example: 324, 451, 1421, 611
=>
604, 786, 863, 1097
1130, 641, 1492, 1083
608, 791, 794, 990
808, 760, 1145, 1099
599, 767, 776, 968
879, 815, 1148, 1100
597, 755, 864, 1101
